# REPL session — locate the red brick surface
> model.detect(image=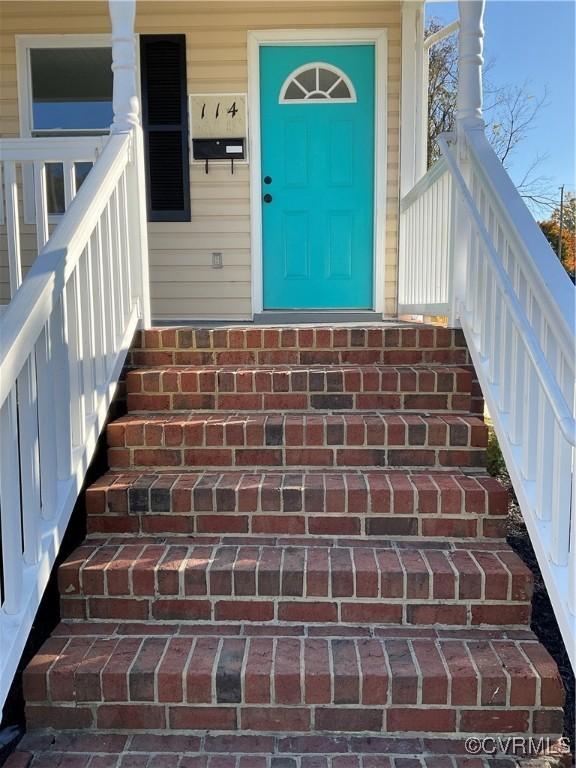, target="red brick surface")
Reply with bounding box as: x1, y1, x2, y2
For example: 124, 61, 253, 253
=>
6, 730, 571, 768
126, 364, 473, 414
24, 623, 564, 736
85, 469, 507, 540
59, 541, 532, 627
19, 324, 565, 747
107, 413, 488, 470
